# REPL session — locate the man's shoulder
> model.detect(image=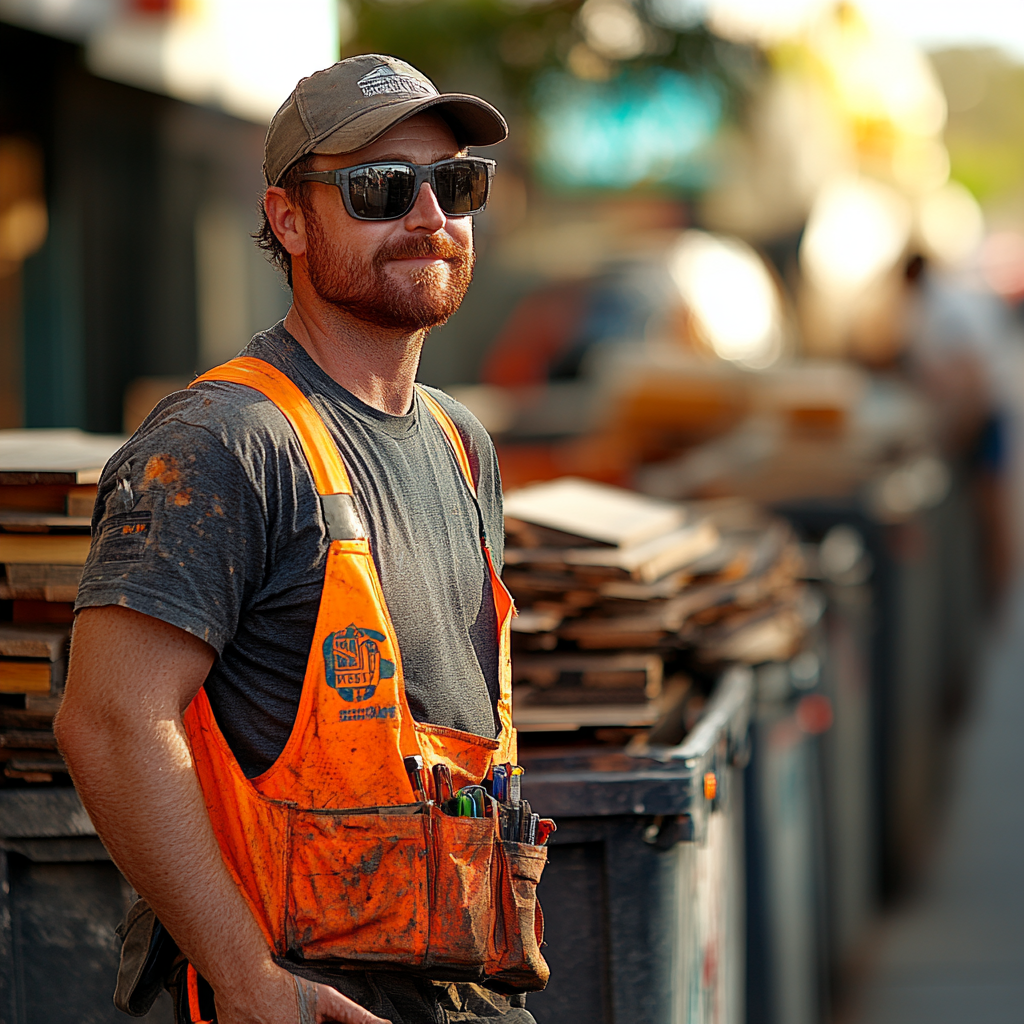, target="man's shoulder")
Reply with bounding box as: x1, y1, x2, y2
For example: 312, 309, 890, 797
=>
181, 378, 295, 441
417, 386, 502, 533
178, 329, 306, 439
140, 359, 298, 446
108, 377, 301, 500
417, 385, 495, 457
